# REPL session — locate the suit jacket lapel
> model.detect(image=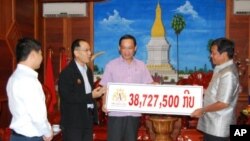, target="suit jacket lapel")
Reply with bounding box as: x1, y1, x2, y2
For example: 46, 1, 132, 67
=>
86, 67, 93, 90
70, 60, 85, 87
